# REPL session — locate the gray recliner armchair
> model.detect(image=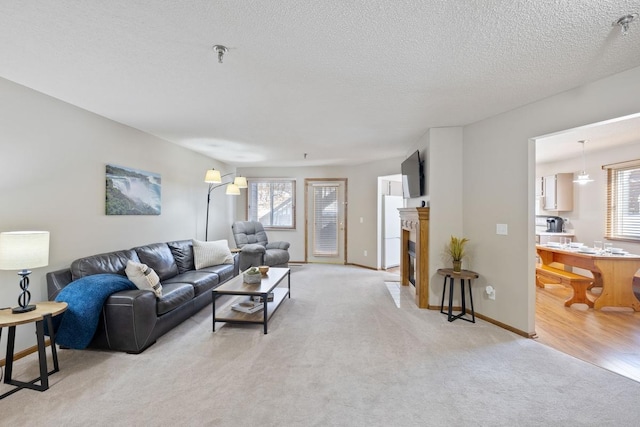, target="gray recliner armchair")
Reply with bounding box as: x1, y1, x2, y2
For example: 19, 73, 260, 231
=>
231, 221, 290, 271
